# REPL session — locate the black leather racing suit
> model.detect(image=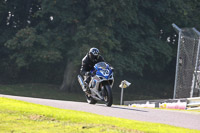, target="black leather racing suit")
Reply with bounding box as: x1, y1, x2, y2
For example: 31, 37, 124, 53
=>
80, 53, 104, 84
